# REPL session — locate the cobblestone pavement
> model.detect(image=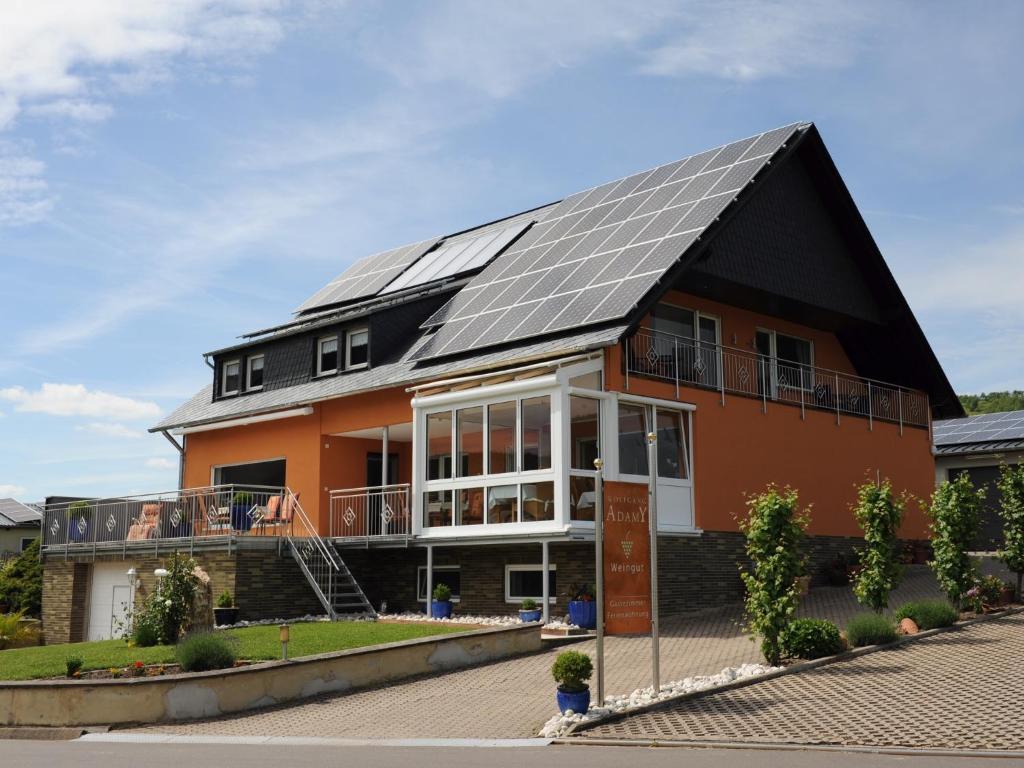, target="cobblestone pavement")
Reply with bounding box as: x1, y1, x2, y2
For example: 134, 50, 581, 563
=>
576, 611, 1024, 751
129, 568, 942, 740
